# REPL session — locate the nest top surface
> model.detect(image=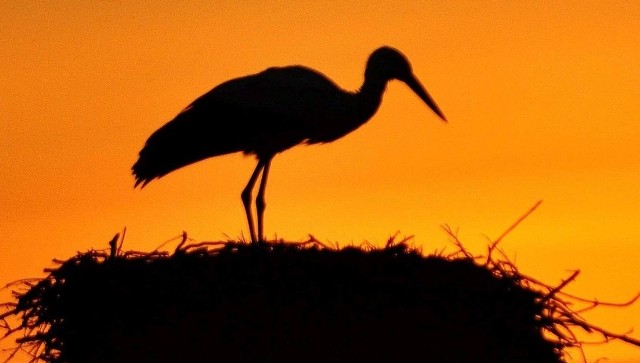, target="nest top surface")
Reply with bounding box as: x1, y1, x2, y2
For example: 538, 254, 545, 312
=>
2, 236, 639, 363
